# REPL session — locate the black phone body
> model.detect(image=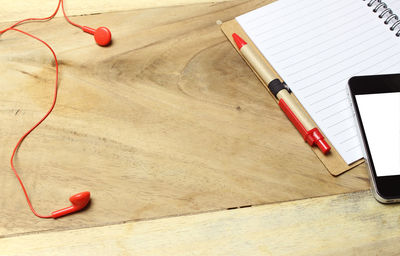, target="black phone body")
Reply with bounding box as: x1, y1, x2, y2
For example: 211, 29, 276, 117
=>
348, 74, 400, 203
